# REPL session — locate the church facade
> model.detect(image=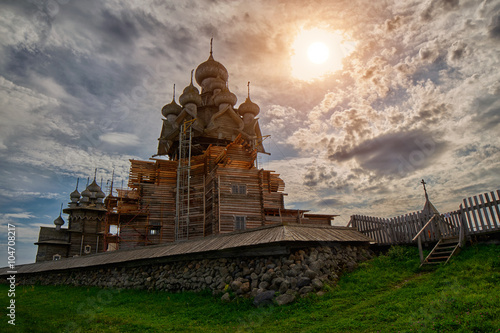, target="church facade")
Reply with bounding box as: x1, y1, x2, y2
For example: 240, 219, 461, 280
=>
34, 45, 337, 262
